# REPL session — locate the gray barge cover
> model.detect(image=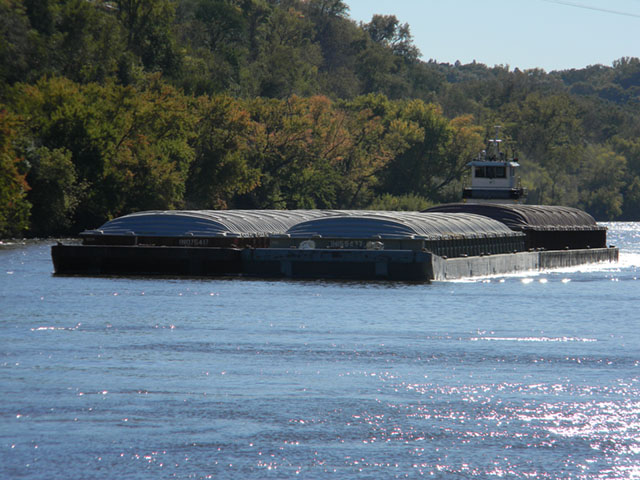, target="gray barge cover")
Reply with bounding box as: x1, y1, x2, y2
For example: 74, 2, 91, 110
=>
423, 203, 607, 249
85, 209, 518, 240
83, 210, 335, 238
423, 204, 601, 231
285, 212, 518, 240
